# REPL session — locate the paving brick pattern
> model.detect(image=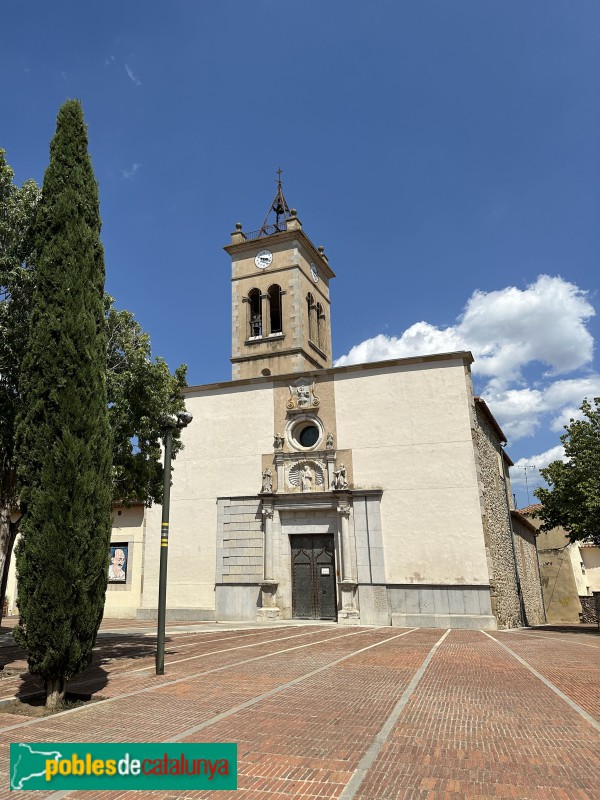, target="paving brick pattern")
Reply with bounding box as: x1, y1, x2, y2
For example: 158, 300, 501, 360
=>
354, 630, 599, 800
0, 624, 598, 799
491, 629, 600, 721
